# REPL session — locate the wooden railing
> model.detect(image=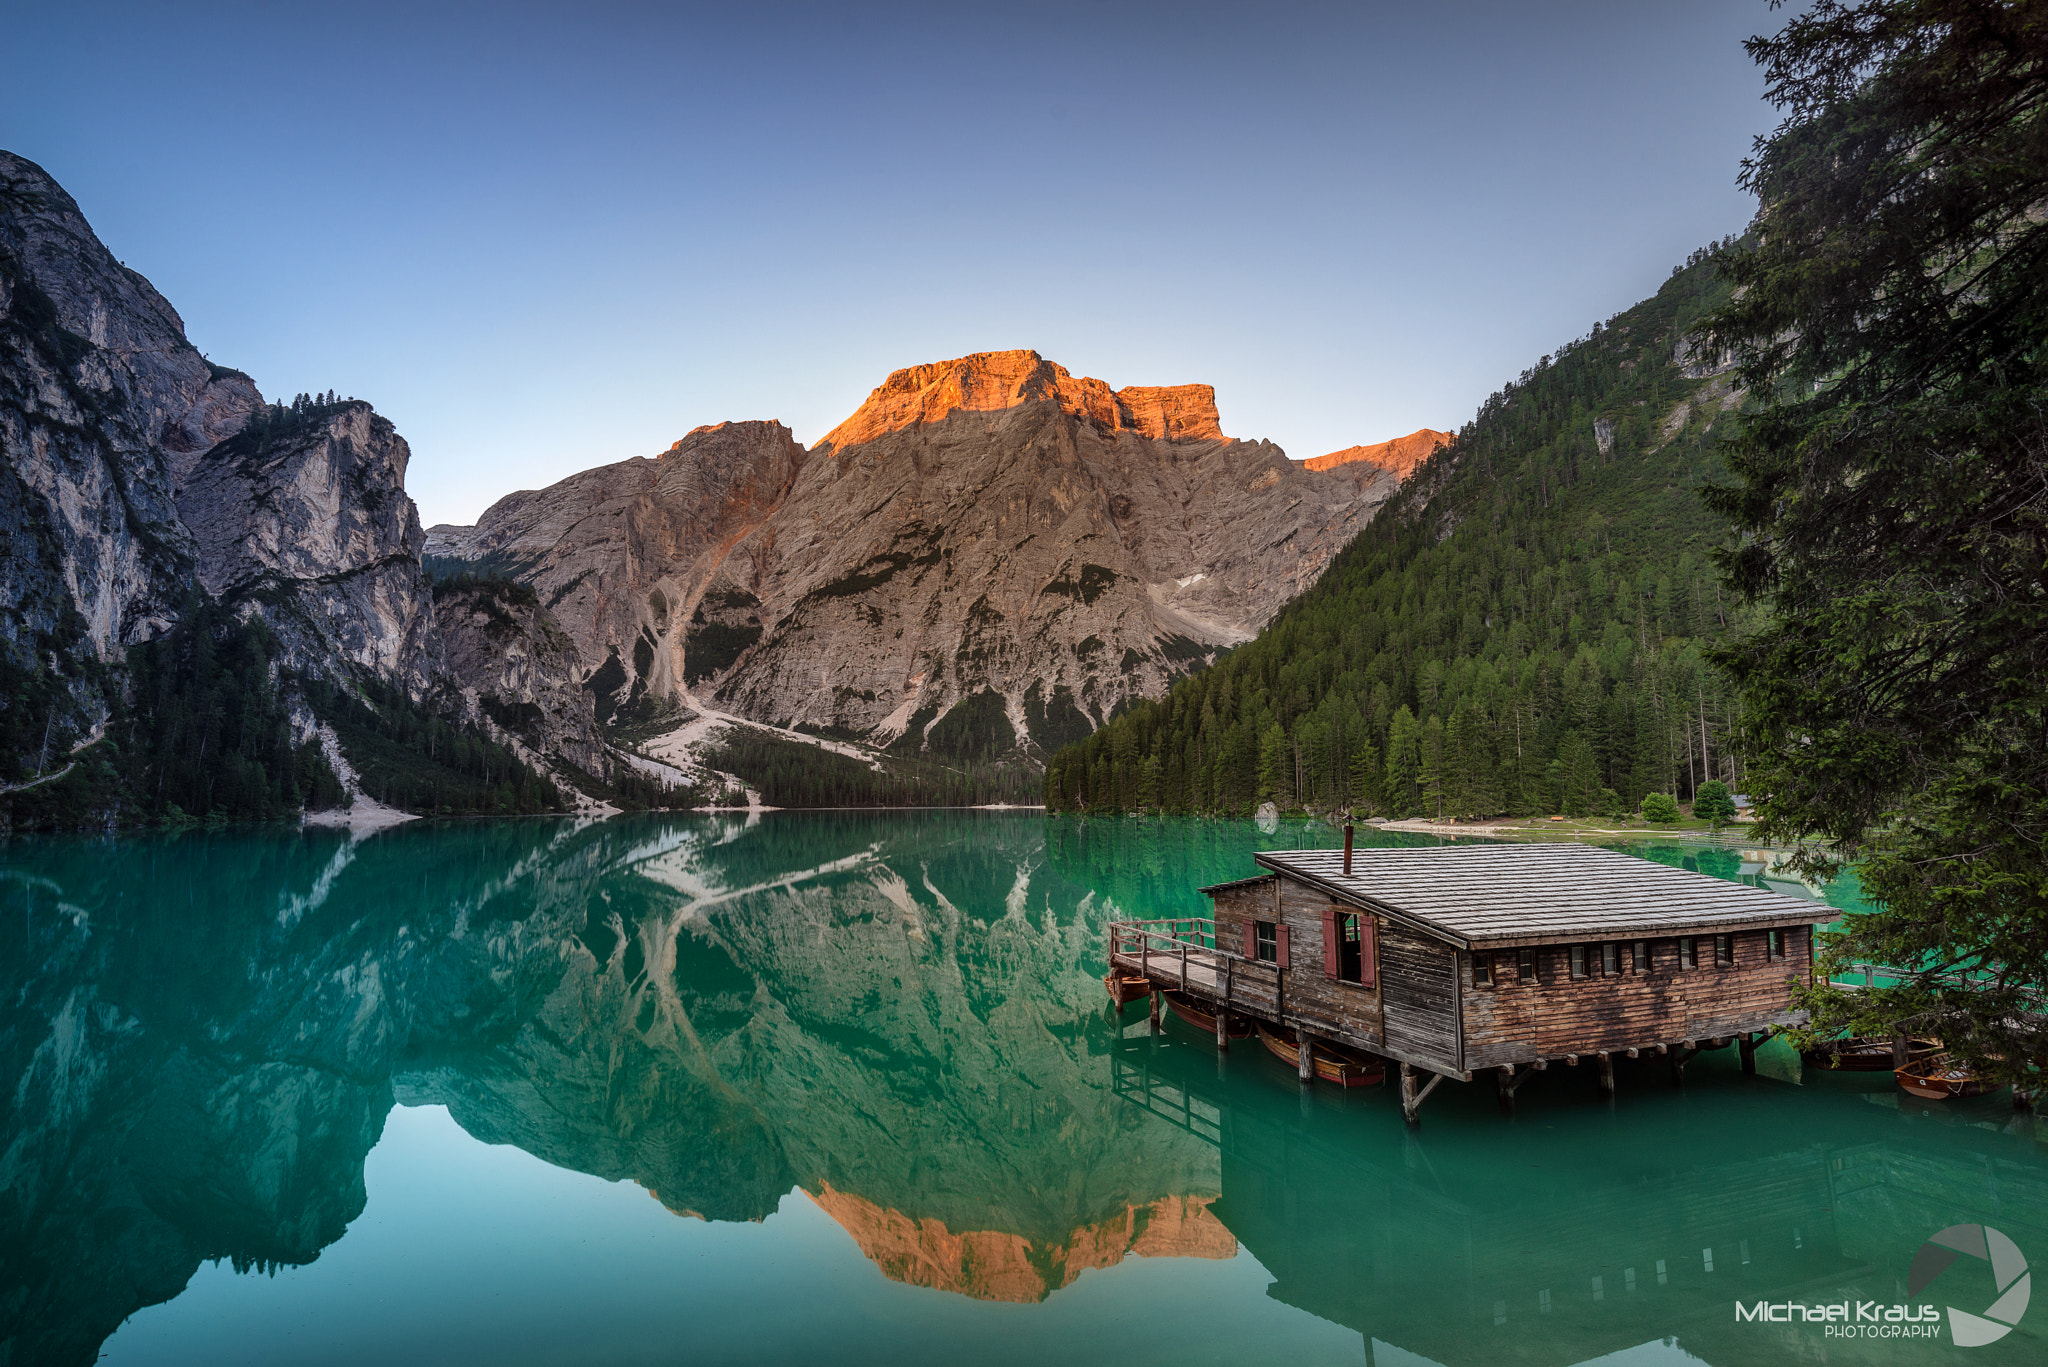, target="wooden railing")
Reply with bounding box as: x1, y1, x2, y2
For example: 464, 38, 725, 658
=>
1105, 916, 1281, 1013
